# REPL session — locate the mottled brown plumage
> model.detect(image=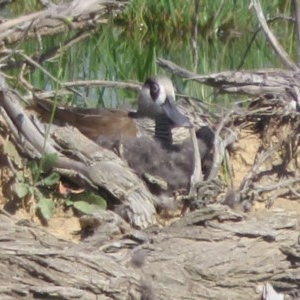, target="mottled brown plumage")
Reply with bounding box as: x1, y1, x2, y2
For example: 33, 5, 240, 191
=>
32, 100, 138, 139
